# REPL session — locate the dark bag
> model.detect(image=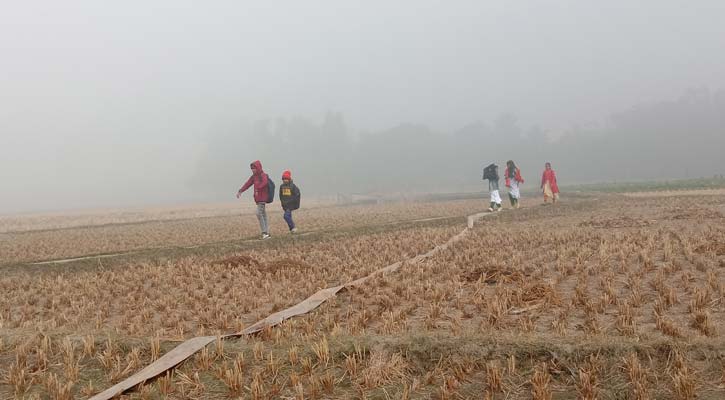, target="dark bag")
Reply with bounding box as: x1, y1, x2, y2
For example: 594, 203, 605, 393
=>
483, 163, 498, 180
266, 174, 275, 203
292, 185, 301, 210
